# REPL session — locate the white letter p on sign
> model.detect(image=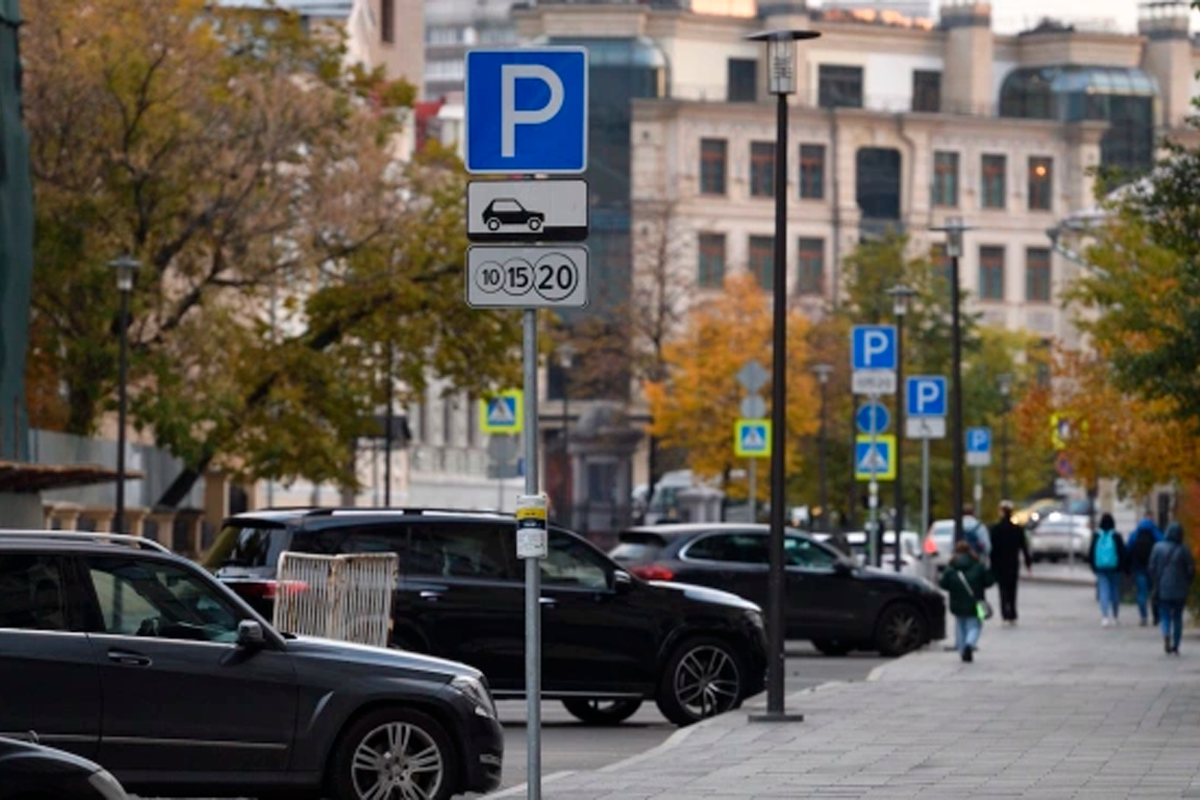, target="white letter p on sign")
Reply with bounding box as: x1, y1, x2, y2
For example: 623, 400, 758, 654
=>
501, 64, 564, 158
864, 330, 888, 366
